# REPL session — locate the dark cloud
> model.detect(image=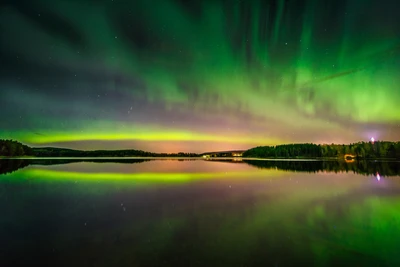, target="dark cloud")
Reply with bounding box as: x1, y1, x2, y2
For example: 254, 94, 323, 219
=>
1, 0, 84, 47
